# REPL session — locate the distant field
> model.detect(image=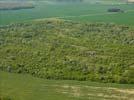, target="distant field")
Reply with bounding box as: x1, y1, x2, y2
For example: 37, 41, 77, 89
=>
0, 0, 134, 25
0, 71, 134, 100
0, 2, 34, 10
